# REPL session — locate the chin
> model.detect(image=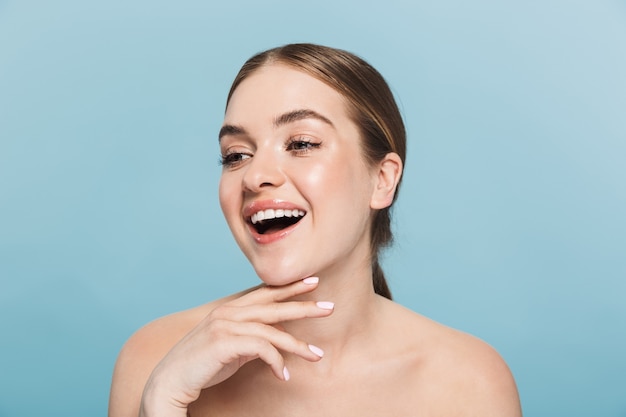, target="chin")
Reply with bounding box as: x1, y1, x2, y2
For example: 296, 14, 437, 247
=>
252, 264, 313, 287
